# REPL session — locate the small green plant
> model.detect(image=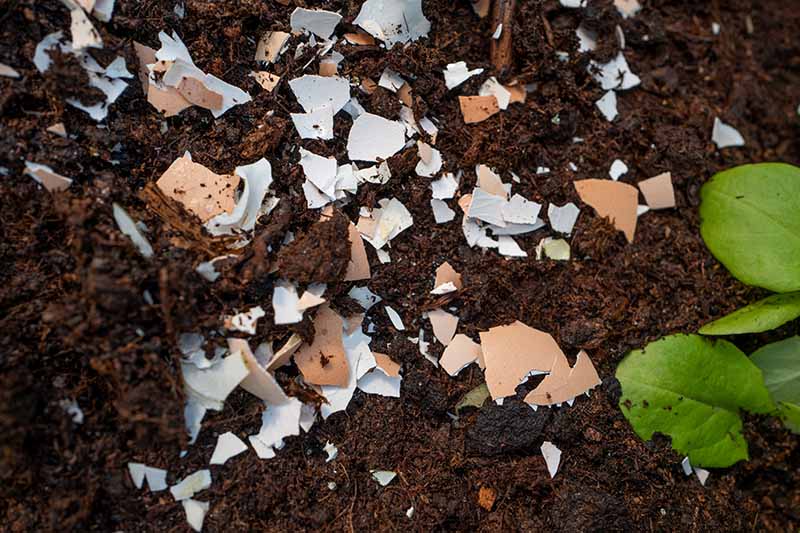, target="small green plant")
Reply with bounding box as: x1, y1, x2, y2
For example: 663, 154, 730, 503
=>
617, 163, 800, 467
